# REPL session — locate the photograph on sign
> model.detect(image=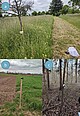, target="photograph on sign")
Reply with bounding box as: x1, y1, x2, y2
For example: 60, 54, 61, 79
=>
0, 0, 80, 59
42, 59, 80, 116
0, 59, 42, 116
